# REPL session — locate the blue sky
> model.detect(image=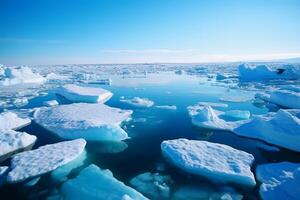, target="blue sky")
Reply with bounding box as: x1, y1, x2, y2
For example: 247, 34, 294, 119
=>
0, 0, 300, 65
